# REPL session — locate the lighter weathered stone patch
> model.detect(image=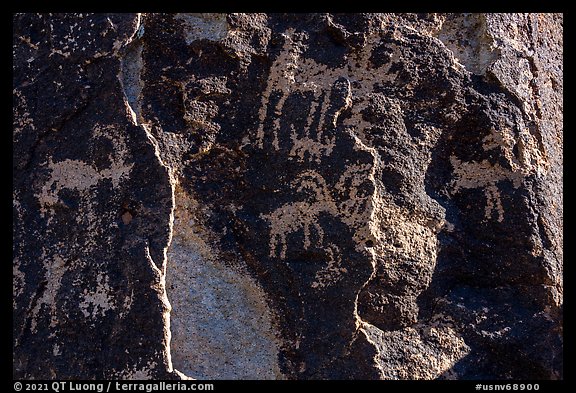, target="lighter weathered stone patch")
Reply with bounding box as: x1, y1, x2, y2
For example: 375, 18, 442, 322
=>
361, 321, 470, 379
482, 125, 549, 179
433, 14, 500, 75
176, 14, 229, 44
166, 185, 284, 380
